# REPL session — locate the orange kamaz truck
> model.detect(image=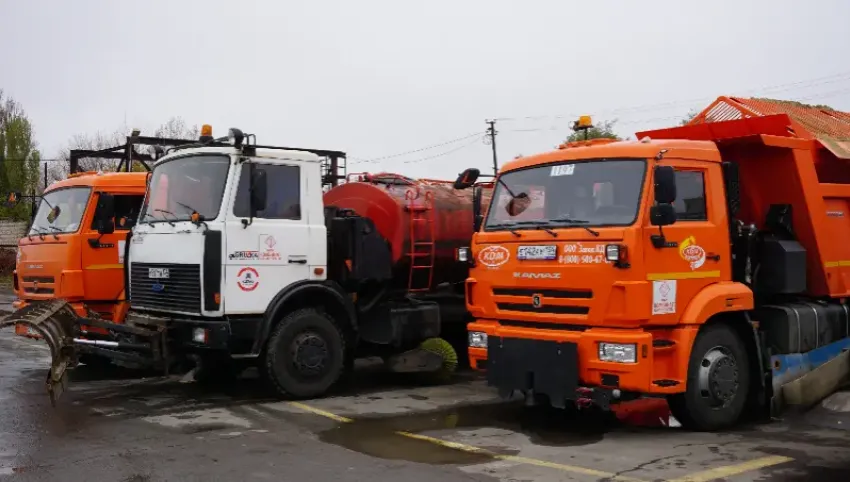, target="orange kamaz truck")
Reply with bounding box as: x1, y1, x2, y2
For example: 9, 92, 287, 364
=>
10, 134, 192, 369
453, 100, 850, 431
